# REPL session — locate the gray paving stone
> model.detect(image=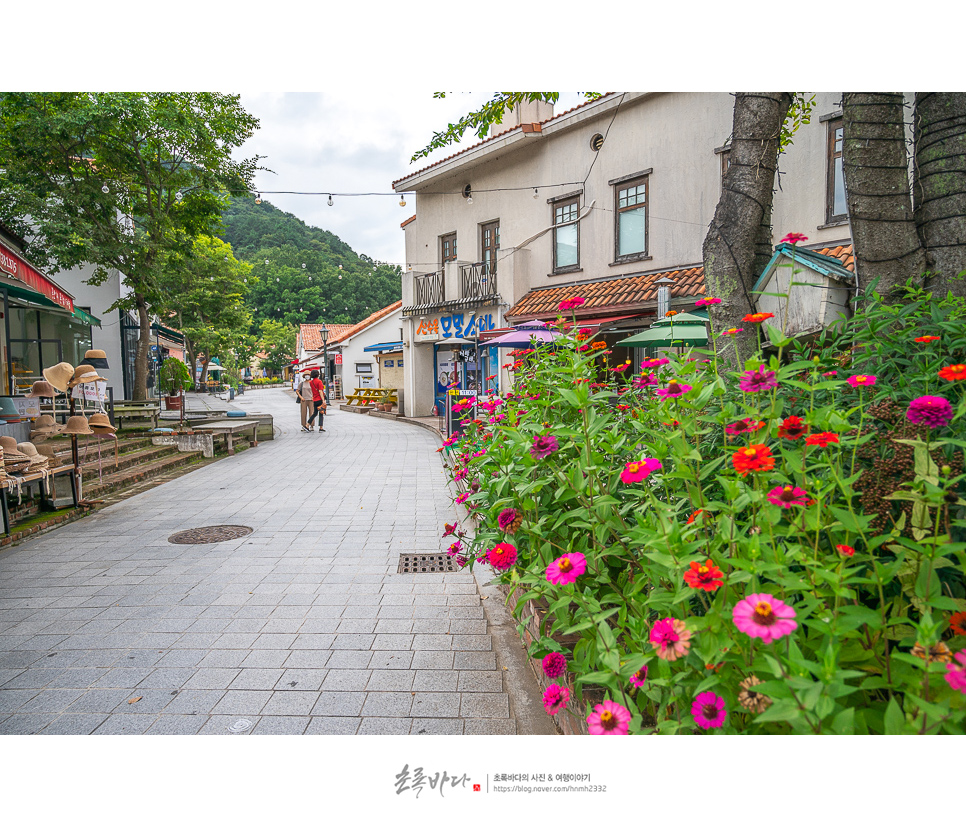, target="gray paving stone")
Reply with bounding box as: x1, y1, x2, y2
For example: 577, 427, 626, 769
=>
65, 689, 127, 714
453, 652, 497, 671
368, 651, 413, 670
20, 688, 84, 713
261, 691, 320, 715
464, 718, 517, 735
358, 717, 412, 734
460, 693, 510, 719
184, 668, 241, 690
253, 716, 310, 734
330, 633, 376, 650
411, 693, 461, 719
451, 635, 493, 651
250, 633, 297, 650
371, 634, 414, 651
116, 689, 178, 714
274, 670, 326, 690
38, 713, 110, 735
411, 634, 453, 651
245, 649, 292, 668
141, 668, 195, 689
143, 715, 209, 735
211, 690, 272, 715
325, 650, 373, 669
0, 712, 57, 734
311, 691, 366, 717
412, 670, 459, 692
305, 717, 360, 735
165, 689, 224, 715
93, 714, 157, 734
362, 692, 413, 717
367, 670, 416, 691
412, 651, 455, 670
412, 718, 464, 735
319, 670, 371, 691
458, 671, 504, 692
